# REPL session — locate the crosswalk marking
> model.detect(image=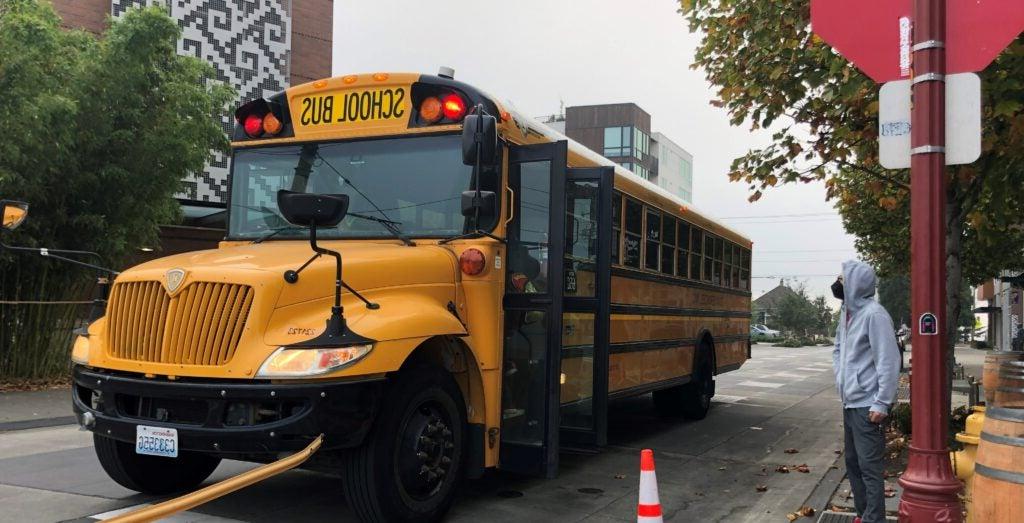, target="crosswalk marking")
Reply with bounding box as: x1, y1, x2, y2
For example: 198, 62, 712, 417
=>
91, 504, 244, 522
737, 380, 786, 388
712, 394, 748, 403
